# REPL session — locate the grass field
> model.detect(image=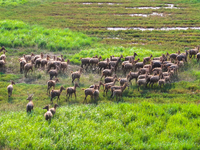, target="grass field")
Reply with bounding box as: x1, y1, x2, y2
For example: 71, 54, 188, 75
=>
1, 0, 200, 149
